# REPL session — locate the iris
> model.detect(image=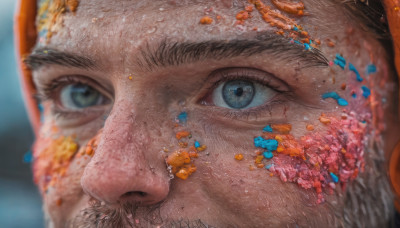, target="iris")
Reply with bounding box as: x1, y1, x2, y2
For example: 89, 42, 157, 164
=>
222, 80, 255, 109
61, 84, 101, 109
